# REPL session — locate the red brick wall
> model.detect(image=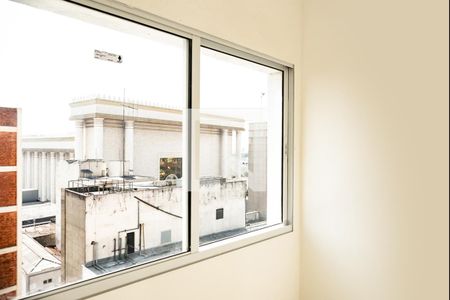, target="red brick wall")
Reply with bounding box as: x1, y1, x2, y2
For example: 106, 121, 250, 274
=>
0, 109, 17, 127
0, 107, 18, 296
0, 253, 17, 290
0, 213, 16, 249
0, 132, 16, 167
0, 172, 16, 207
